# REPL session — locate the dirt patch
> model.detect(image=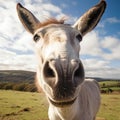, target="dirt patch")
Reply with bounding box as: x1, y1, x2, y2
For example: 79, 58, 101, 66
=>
18, 107, 31, 112
2, 107, 31, 116
1, 112, 18, 117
